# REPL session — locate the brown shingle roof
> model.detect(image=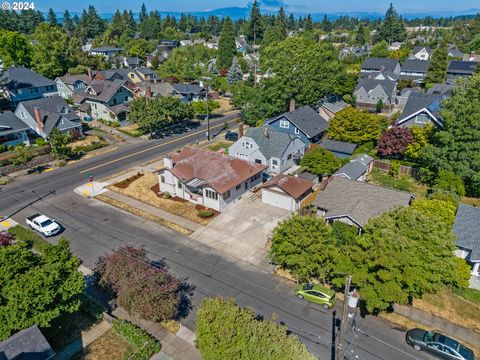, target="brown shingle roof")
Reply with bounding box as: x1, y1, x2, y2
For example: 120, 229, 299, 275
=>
259, 174, 313, 199
167, 147, 266, 194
